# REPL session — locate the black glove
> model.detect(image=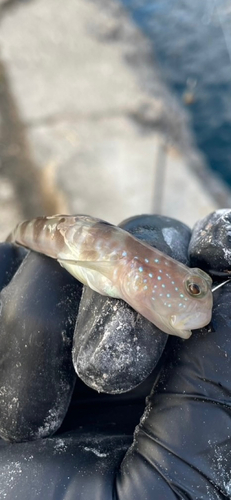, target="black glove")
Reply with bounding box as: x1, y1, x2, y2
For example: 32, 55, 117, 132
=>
0, 212, 231, 500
